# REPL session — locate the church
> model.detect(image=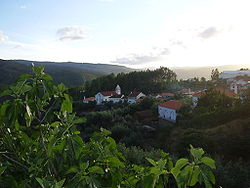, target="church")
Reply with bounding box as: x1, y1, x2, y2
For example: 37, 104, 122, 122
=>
95, 85, 124, 105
